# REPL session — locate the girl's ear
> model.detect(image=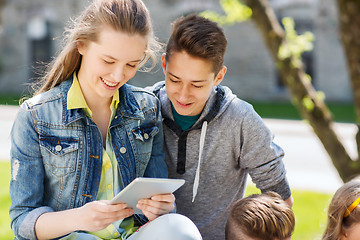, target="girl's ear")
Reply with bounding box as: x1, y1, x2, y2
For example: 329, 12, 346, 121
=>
76, 41, 86, 56
214, 65, 227, 86
340, 227, 349, 240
